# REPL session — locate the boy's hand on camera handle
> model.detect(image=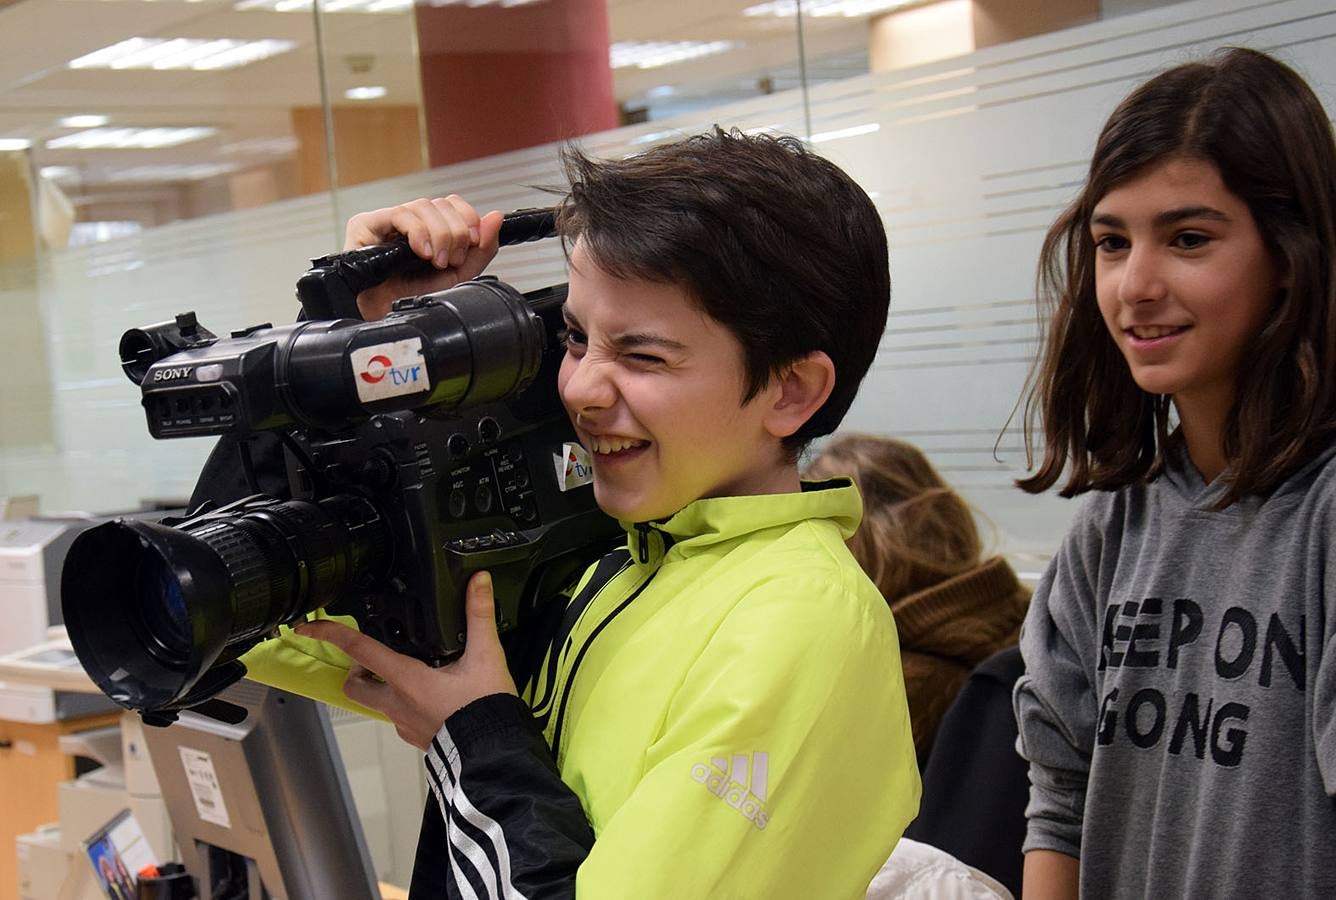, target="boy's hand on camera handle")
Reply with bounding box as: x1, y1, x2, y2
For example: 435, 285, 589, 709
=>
294, 570, 517, 751
344, 195, 504, 321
